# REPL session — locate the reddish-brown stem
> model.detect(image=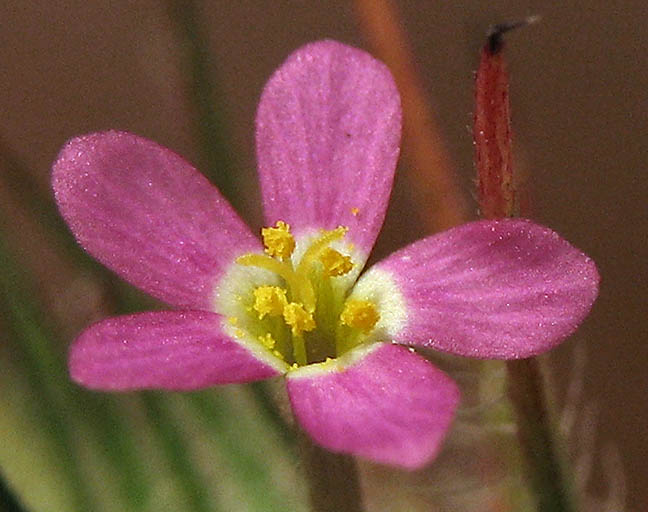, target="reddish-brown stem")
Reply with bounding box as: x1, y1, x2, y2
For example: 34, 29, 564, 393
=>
474, 42, 516, 218
474, 24, 577, 512
354, 0, 469, 231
